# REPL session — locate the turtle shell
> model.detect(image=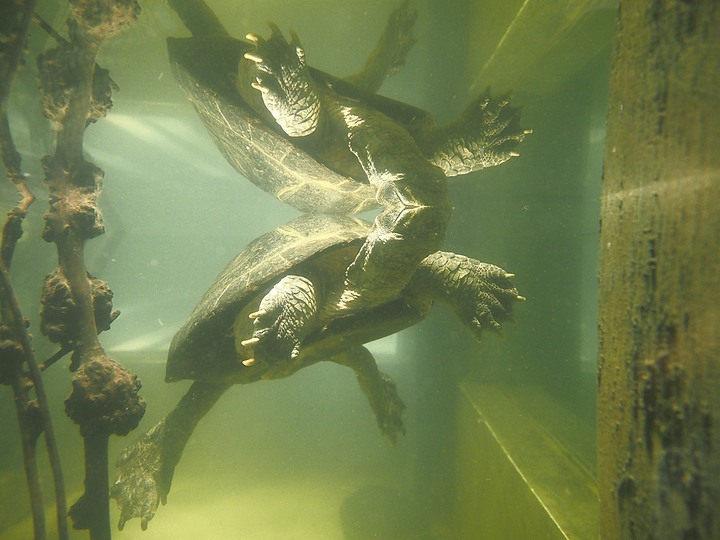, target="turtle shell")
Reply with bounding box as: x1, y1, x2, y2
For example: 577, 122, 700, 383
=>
166, 214, 371, 384
167, 35, 432, 215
